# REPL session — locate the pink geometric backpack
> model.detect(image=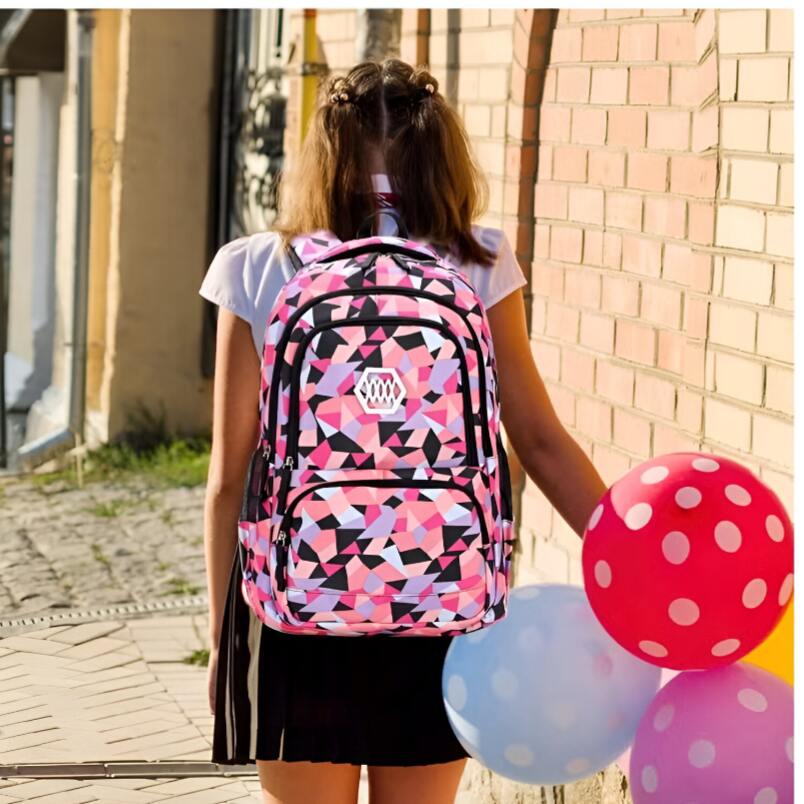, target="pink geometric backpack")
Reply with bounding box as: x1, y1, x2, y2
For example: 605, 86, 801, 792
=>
237, 216, 514, 635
